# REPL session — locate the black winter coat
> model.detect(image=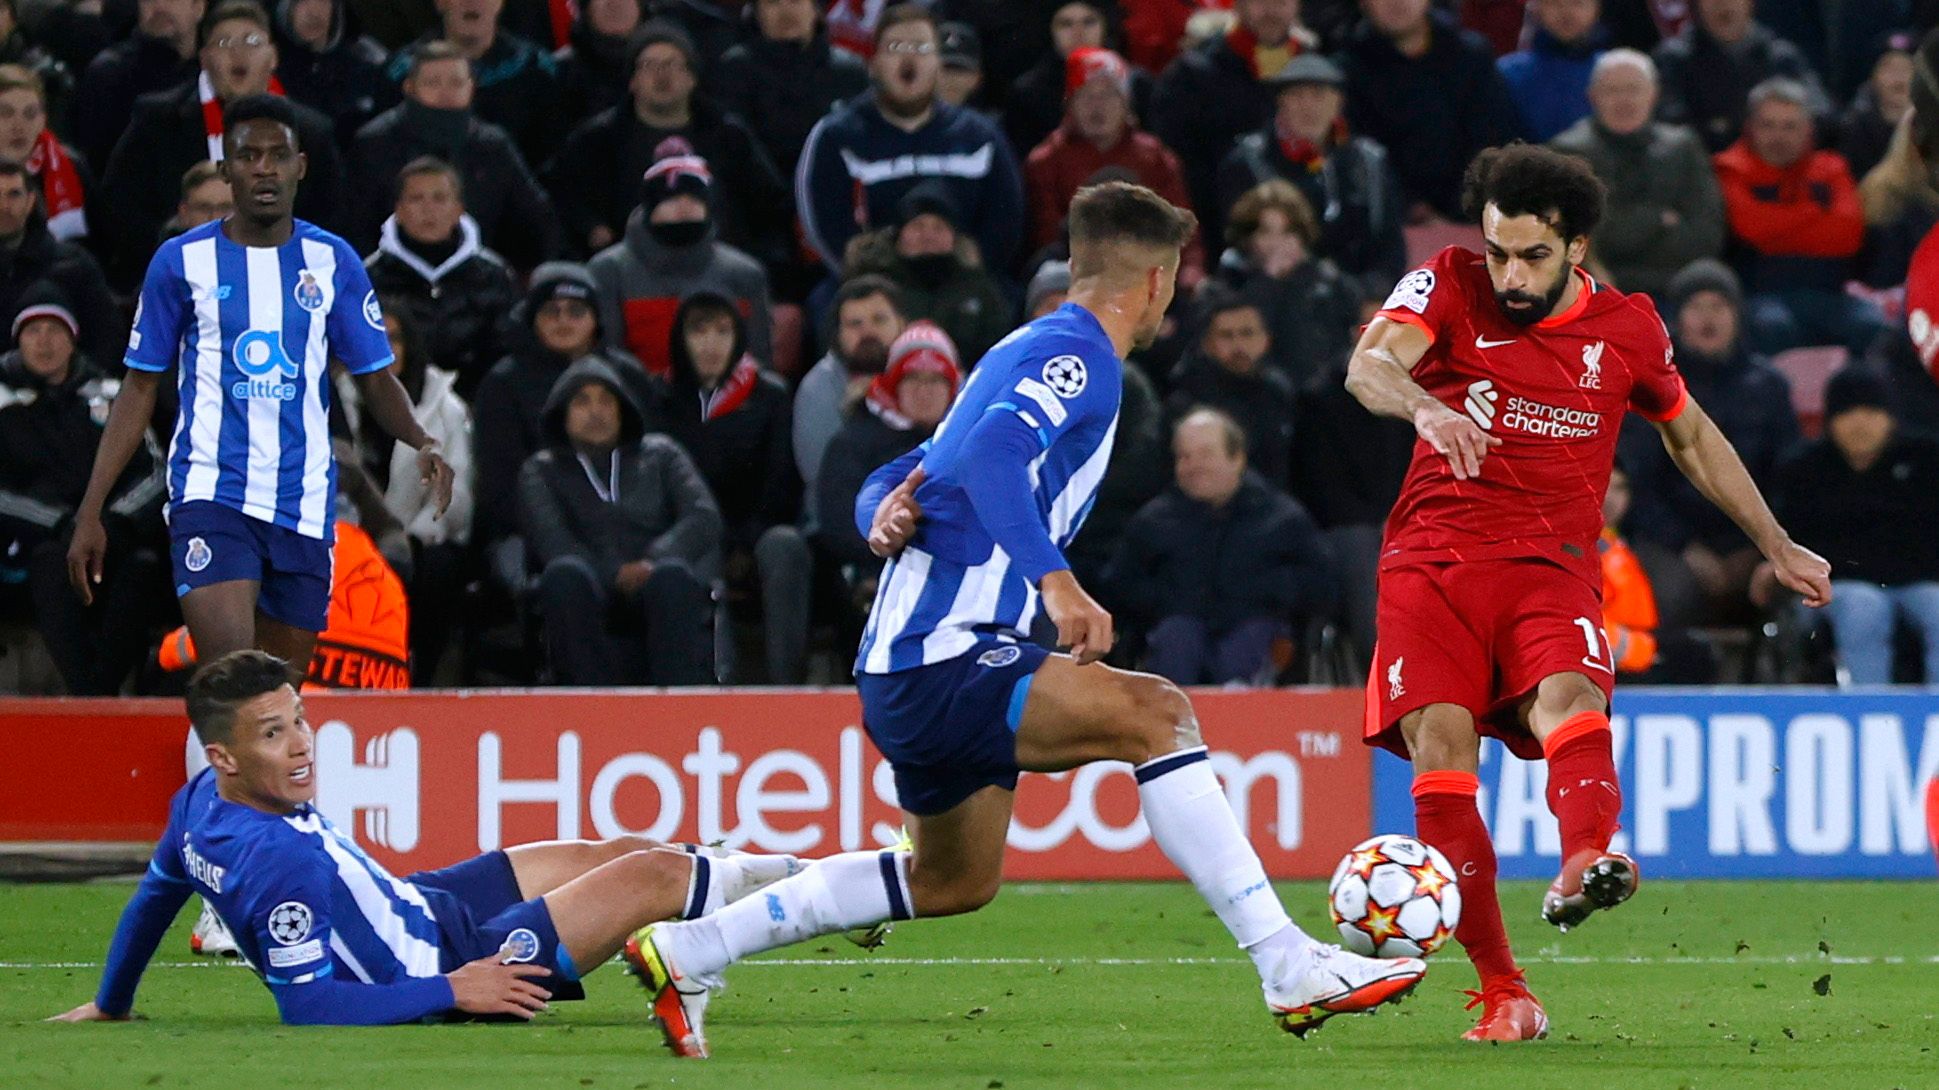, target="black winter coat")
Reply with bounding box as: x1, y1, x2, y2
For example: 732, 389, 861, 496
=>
815, 405, 928, 572
1773, 431, 1939, 588
1288, 368, 1414, 529
1214, 129, 1406, 295
707, 30, 869, 180
1149, 32, 1289, 232
273, 7, 396, 150
364, 218, 520, 400
0, 352, 159, 545
71, 34, 196, 171
1164, 353, 1298, 491
0, 217, 123, 367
